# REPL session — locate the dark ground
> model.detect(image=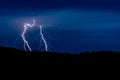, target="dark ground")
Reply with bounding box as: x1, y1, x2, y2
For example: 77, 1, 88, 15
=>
0, 46, 120, 65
